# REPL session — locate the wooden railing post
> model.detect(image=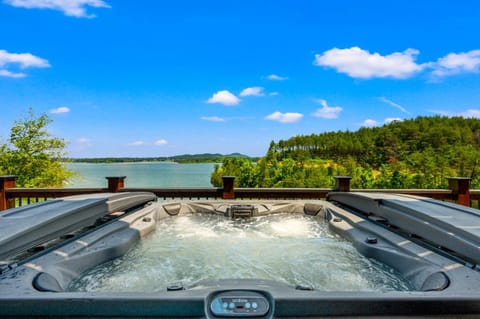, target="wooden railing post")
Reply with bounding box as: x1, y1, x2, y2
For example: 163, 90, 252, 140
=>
0, 175, 16, 211
447, 177, 471, 207
334, 176, 351, 192
106, 176, 126, 193
222, 176, 235, 199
